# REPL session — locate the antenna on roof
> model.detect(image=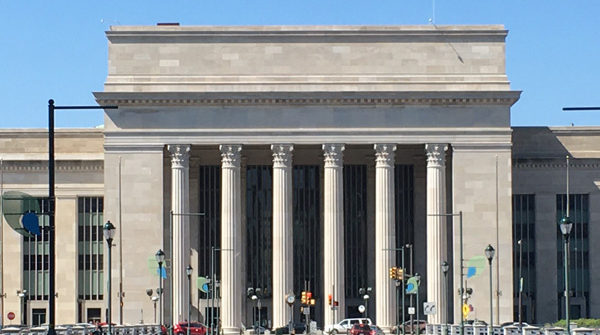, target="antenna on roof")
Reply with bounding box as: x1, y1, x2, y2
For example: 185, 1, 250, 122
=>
428, 0, 436, 24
